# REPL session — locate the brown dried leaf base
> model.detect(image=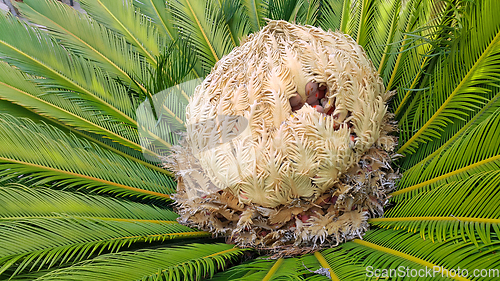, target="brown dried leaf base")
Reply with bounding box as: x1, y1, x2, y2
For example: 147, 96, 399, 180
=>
170, 143, 399, 257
